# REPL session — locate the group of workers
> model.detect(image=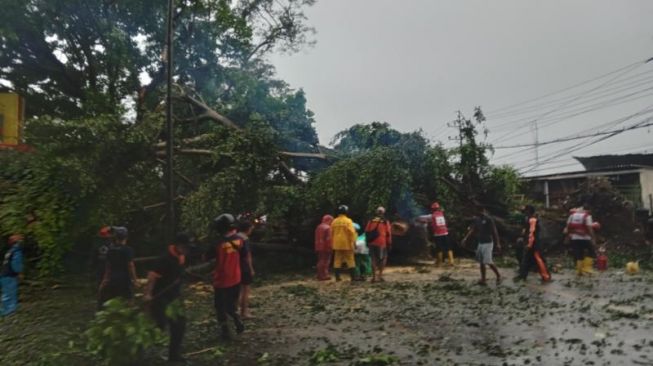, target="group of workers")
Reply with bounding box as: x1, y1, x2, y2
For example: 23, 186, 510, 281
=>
0, 197, 603, 363
315, 200, 601, 286
90, 214, 256, 362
